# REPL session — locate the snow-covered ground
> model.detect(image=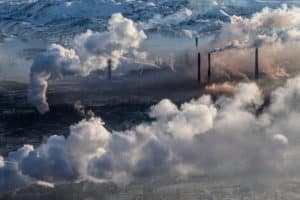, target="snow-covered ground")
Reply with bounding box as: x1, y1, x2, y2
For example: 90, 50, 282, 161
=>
0, 0, 299, 42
